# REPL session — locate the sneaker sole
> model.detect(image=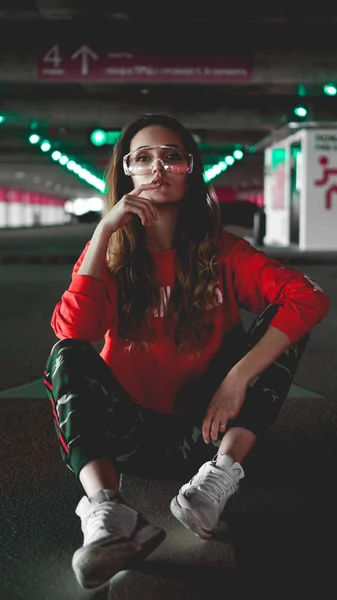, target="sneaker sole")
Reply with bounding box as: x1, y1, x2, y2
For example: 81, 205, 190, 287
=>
170, 497, 212, 540
72, 526, 166, 589
131, 524, 166, 565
